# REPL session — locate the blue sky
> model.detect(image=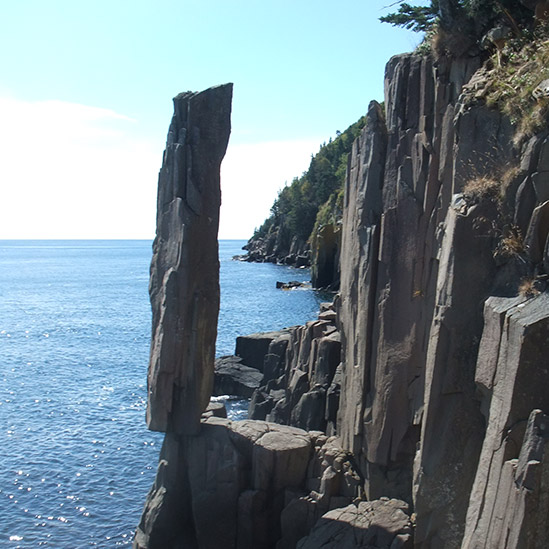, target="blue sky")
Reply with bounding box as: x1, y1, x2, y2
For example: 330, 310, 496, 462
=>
0, 0, 424, 239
